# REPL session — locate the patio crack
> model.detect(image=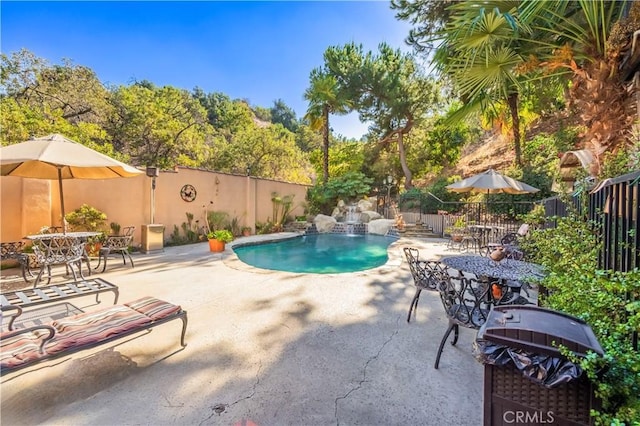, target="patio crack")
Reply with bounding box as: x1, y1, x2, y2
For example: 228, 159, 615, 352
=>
198, 361, 262, 425
334, 317, 400, 426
